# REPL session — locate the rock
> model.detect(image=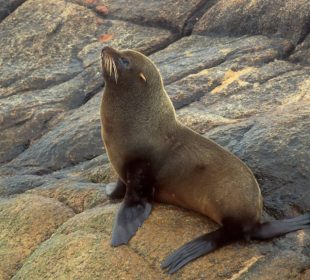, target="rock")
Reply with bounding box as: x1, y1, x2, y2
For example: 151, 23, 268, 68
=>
151, 35, 293, 85
1, 0, 310, 278
0, 194, 74, 280
0, 0, 173, 98
193, 0, 310, 44
0, 174, 54, 196
12, 203, 310, 280
0, 94, 104, 175
1, 0, 92, 98
0, 66, 103, 164
0, 0, 173, 163
164, 59, 310, 217
27, 179, 107, 213
206, 100, 310, 217
0, 34, 294, 175
167, 60, 304, 111
197, 61, 308, 119
176, 107, 240, 134
50, 154, 118, 184
0, 0, 26, 21
238, 249, 310, 280
290, 34, 310, 65
70, 0, 207, 33
302, 269, 310, 280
